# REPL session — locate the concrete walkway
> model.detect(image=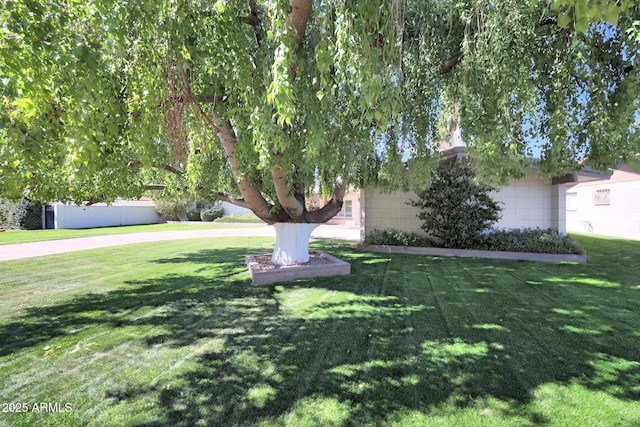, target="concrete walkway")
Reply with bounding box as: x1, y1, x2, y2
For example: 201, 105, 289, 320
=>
0, 225, 360, 262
